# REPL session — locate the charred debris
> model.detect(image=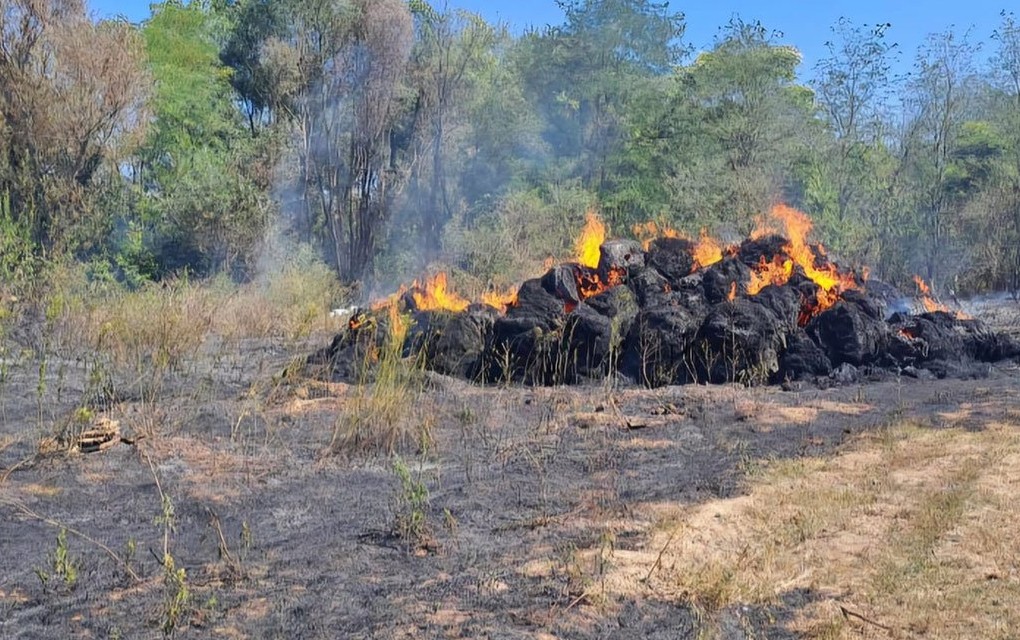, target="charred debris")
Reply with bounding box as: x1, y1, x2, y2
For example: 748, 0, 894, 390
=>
309, 207, 1020, 388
